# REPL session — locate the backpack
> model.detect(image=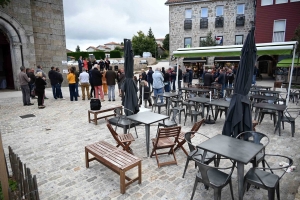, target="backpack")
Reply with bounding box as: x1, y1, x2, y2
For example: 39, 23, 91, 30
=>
90, 99, 101, 110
